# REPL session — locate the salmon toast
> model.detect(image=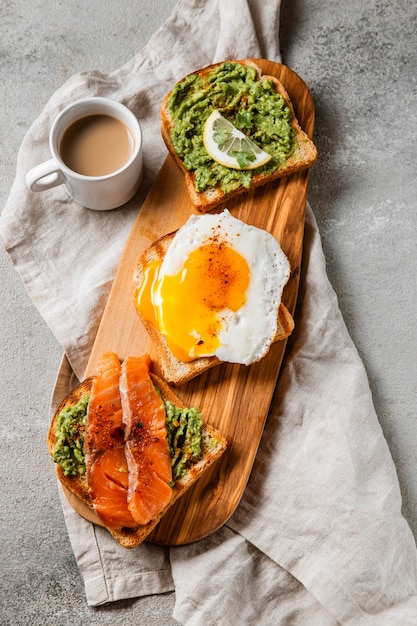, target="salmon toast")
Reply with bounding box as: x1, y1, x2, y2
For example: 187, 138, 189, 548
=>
47, 352, 227, 548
